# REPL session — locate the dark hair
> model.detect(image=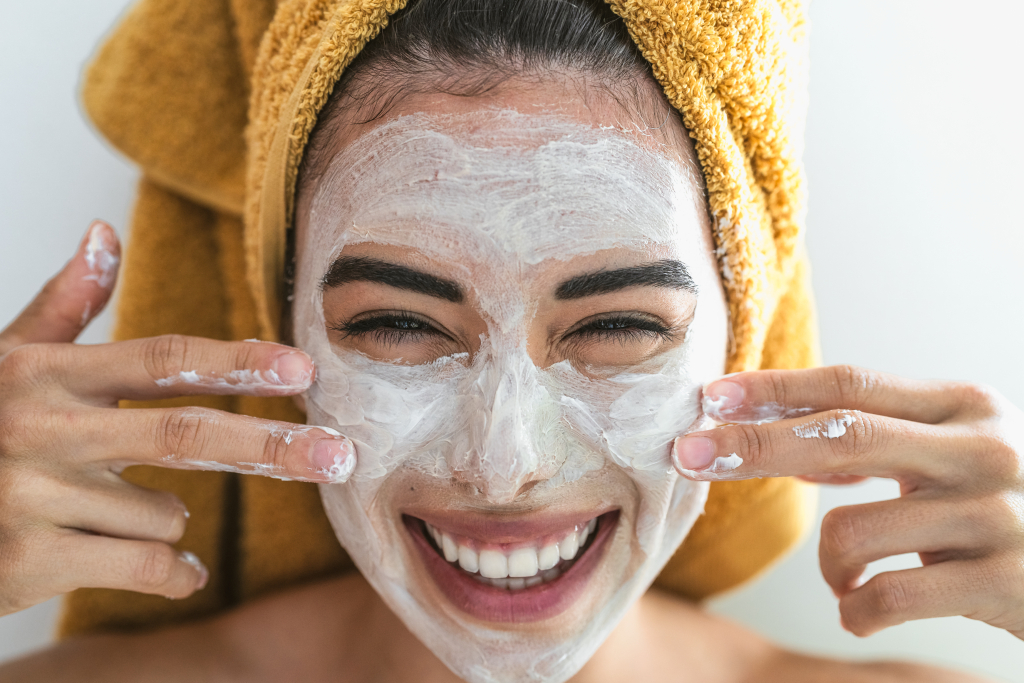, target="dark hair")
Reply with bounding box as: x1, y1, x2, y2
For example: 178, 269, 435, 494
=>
302, 0, 663, 180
